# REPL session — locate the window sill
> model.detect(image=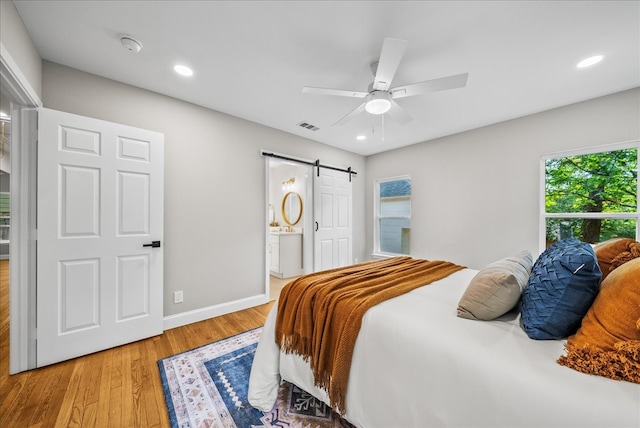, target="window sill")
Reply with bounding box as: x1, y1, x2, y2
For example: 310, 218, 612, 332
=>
371, 252, 407, 260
